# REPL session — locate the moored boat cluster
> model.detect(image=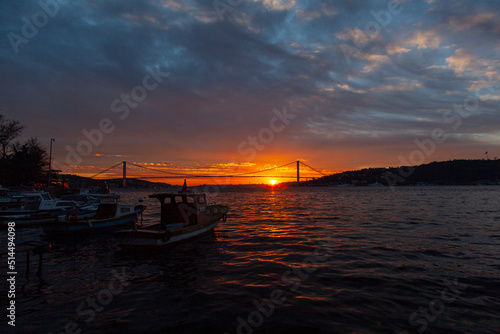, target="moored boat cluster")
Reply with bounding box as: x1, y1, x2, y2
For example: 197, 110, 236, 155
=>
1, 181, 228, 251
